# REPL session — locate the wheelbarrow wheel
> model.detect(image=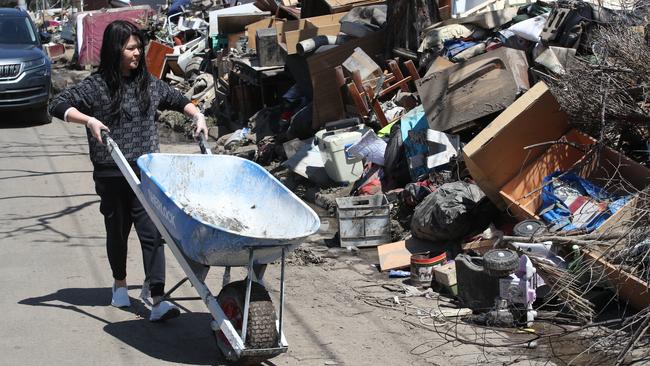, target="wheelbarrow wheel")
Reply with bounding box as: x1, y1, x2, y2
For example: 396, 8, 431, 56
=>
215, 280, 278, 365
